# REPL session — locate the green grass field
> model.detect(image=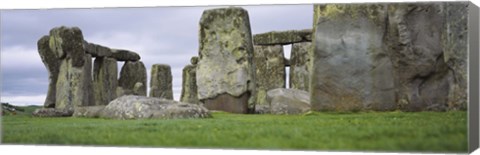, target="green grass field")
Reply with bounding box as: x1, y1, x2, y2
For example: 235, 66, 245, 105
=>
1, 106, 467, 153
